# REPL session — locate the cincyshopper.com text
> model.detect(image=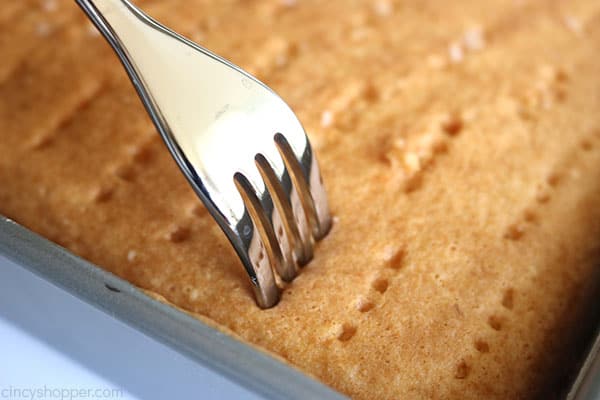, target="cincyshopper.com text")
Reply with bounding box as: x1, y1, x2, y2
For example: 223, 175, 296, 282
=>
0, 386, 123, 400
